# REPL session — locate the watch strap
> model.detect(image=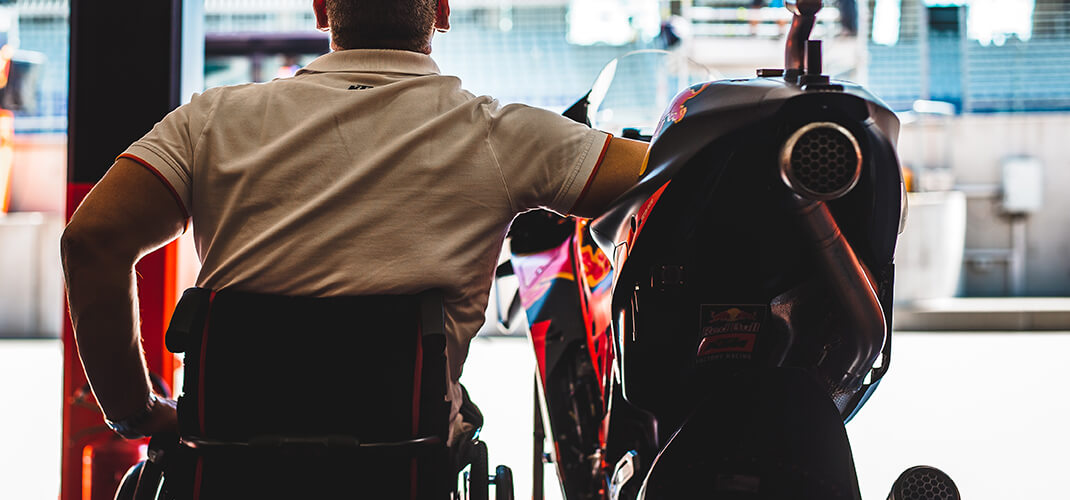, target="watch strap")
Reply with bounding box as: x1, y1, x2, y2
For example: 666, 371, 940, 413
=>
105, 393, 158, 439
